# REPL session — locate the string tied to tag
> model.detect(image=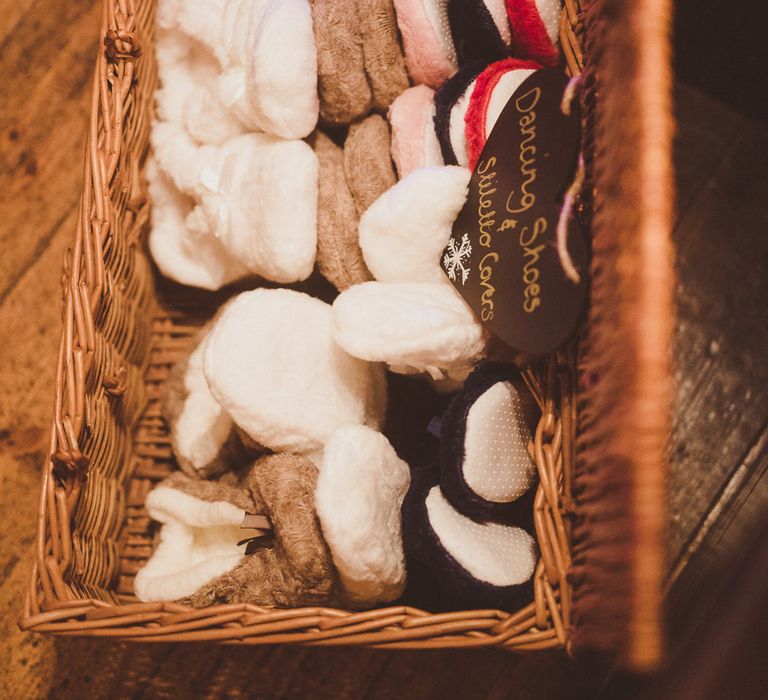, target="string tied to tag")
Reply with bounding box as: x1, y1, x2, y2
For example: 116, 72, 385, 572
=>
557, 75, 585, 285
560, 75, 582, 116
